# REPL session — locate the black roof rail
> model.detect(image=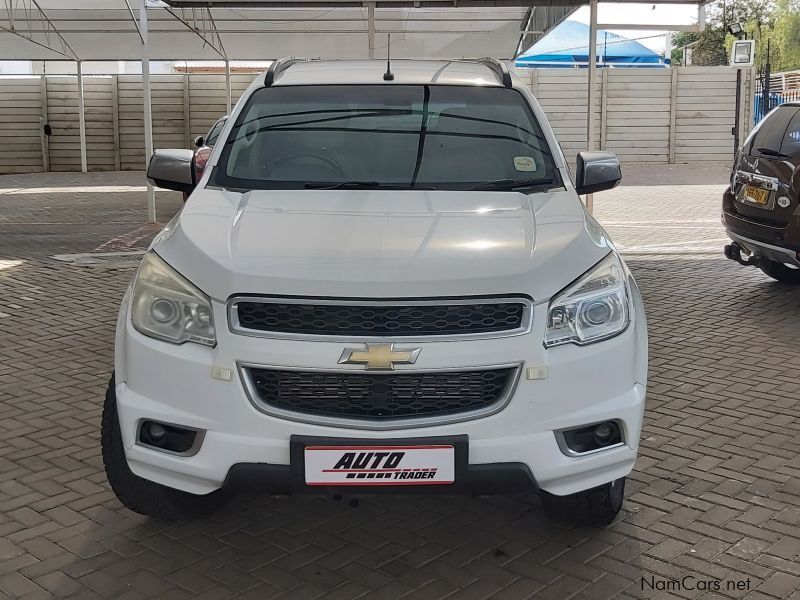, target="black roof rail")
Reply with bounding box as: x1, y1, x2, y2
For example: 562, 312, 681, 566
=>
476, 57, 512, 88
265, 57, 310, 87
